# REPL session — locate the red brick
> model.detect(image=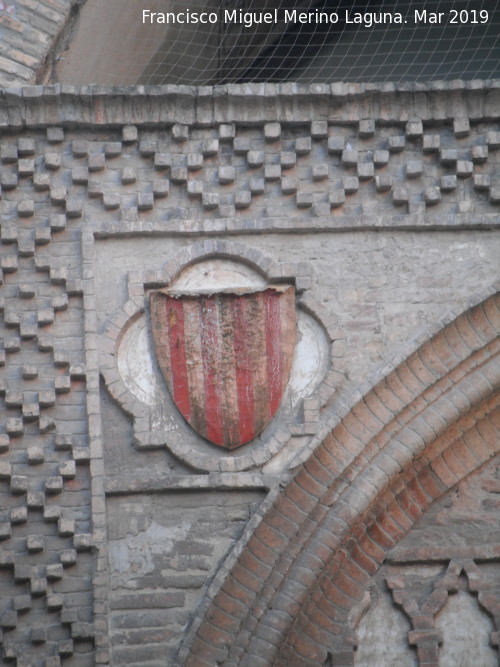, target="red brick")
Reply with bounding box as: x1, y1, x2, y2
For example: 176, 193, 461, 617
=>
214, 590, 248, 619
321, 578, 352, 611
357, 532, 386, 564
412, 414, 441, 449
275, 494, 308, 525
443, 321, 471, 360
278, 578, 308, 611
456, 430, 485, 464
357, 470, 385, 500
367, 521, 396, 550
305, 453, 334, 487
337, 554, 371, 588
419, 340, 451, 377
430, 373, 454, 402
406, 351, 438, 386
412, 614, 435, 630
314, 443, 342, 475
455, 311, 486, 351
295, 468, 328, 498
482, 294, 500, 332
238, 550, 271, 579
302, 614, 337, 650
436, 416, 461, 447
434, 328, 462, 366
334, 569, 365, 601
309, 604, 345, 636
385, 370, 415, 406
396, 361, 426, 396
291, 632, 327, 664
417, 467, 446, 500
222, 577, 256, 608
376, 512, 405, 542
481, 393, 499, 417
285, 478, 317, 510
313, 585, 346, 621
232, 563, 265, 594
396, 488, 423, 522
206, 606, 241, 633
352, 401, 383, 432
363, 390, 395, 424
348, 539, 378, 575
416, 640, 440, 665
407, 476, 432, 506
468, 303, 497, 342
196, 618, 233, 649
266, 609, 294, 634
185, 637, 223, 666
343, 412, 374, 443
442, 444, 472, 478
325, 433, 357, 467
300, 551, 328, 582
308, 535, 338, 567
256, 521, 288, 552
421, 404, 450, 438
333, 422, 363, 455
328, 649, 359, 665
248, 627, 283, 654
274, 554, 293, 576
430, 455, 459, 487
265, 507, 299, 536
449, 380, 475, 414
246, 536, 278, 566
476, 416, 500, 452
373, 381, 407, 415
364, 431, 389, 461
